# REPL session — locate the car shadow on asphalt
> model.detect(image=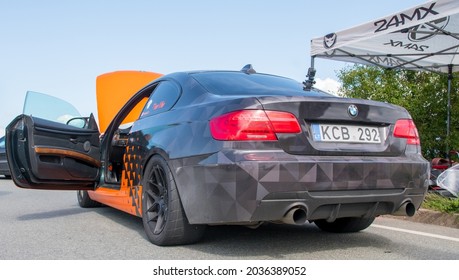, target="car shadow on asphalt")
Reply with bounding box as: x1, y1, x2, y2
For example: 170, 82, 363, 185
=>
191, 223, 392, 259
17, 207, 92, 221
0, 191, 12, 197
16, 202, 396, 259
85, 206, 395, 259
89, 205, 147, 237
